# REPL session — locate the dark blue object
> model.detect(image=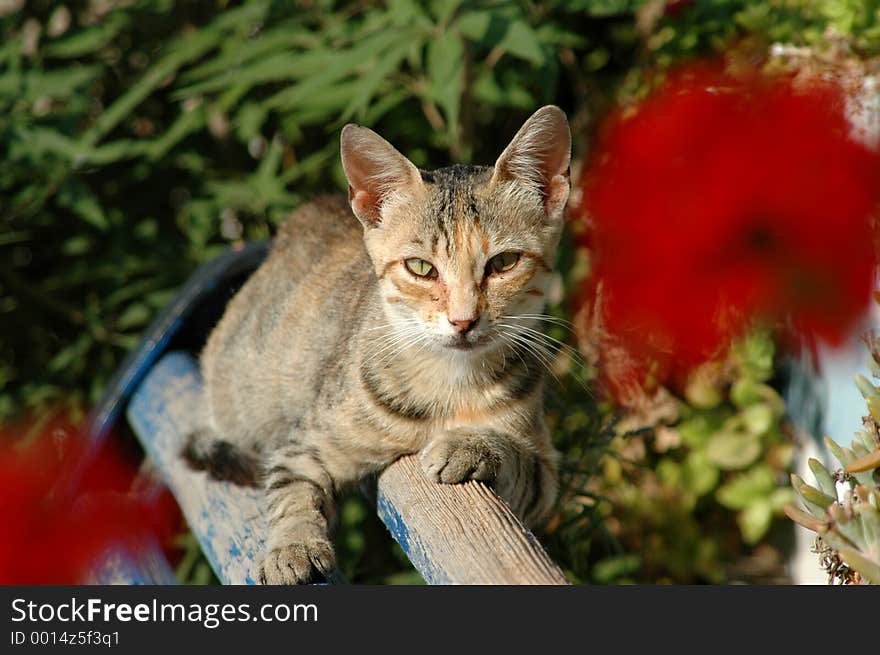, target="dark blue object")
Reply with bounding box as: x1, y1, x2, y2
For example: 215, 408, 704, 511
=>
85, 242, 269, 444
